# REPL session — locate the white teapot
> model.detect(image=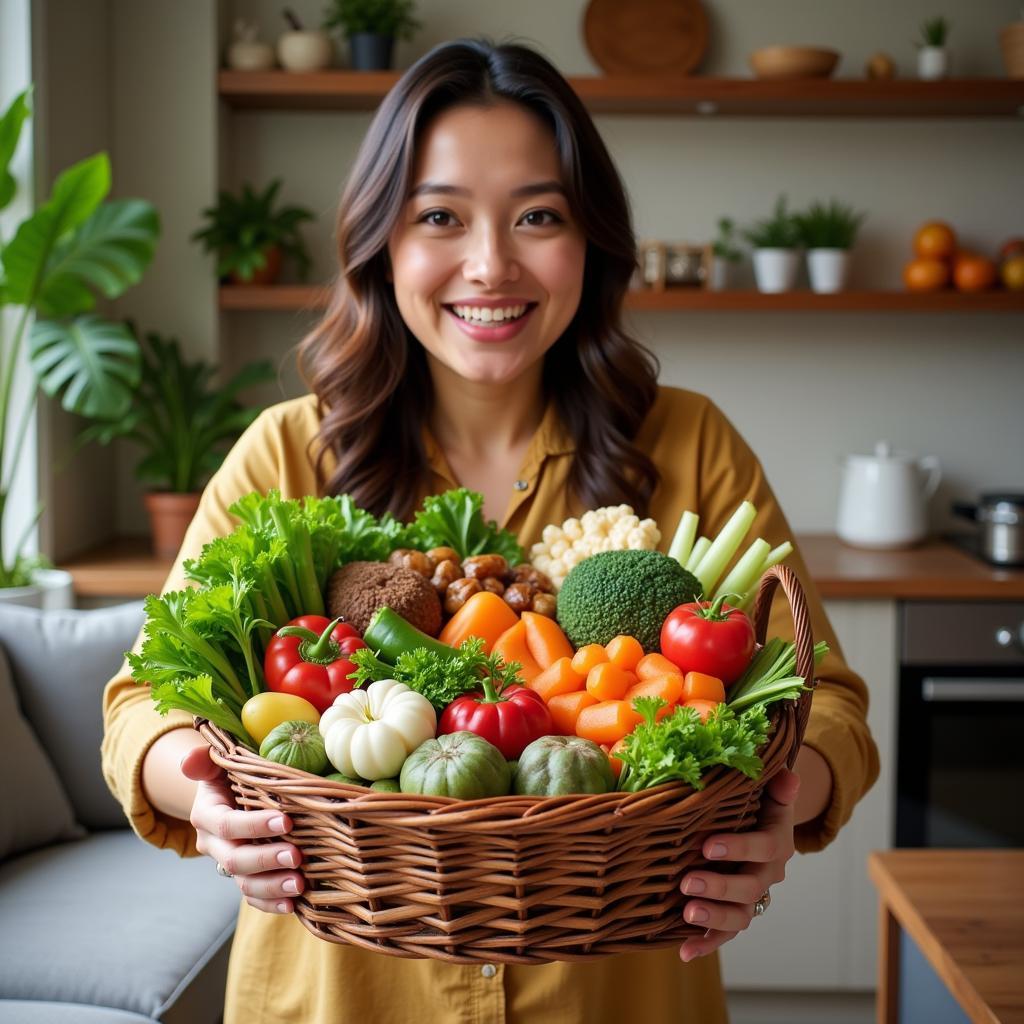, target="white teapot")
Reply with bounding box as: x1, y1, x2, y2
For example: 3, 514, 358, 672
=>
836, 441, 942, 549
